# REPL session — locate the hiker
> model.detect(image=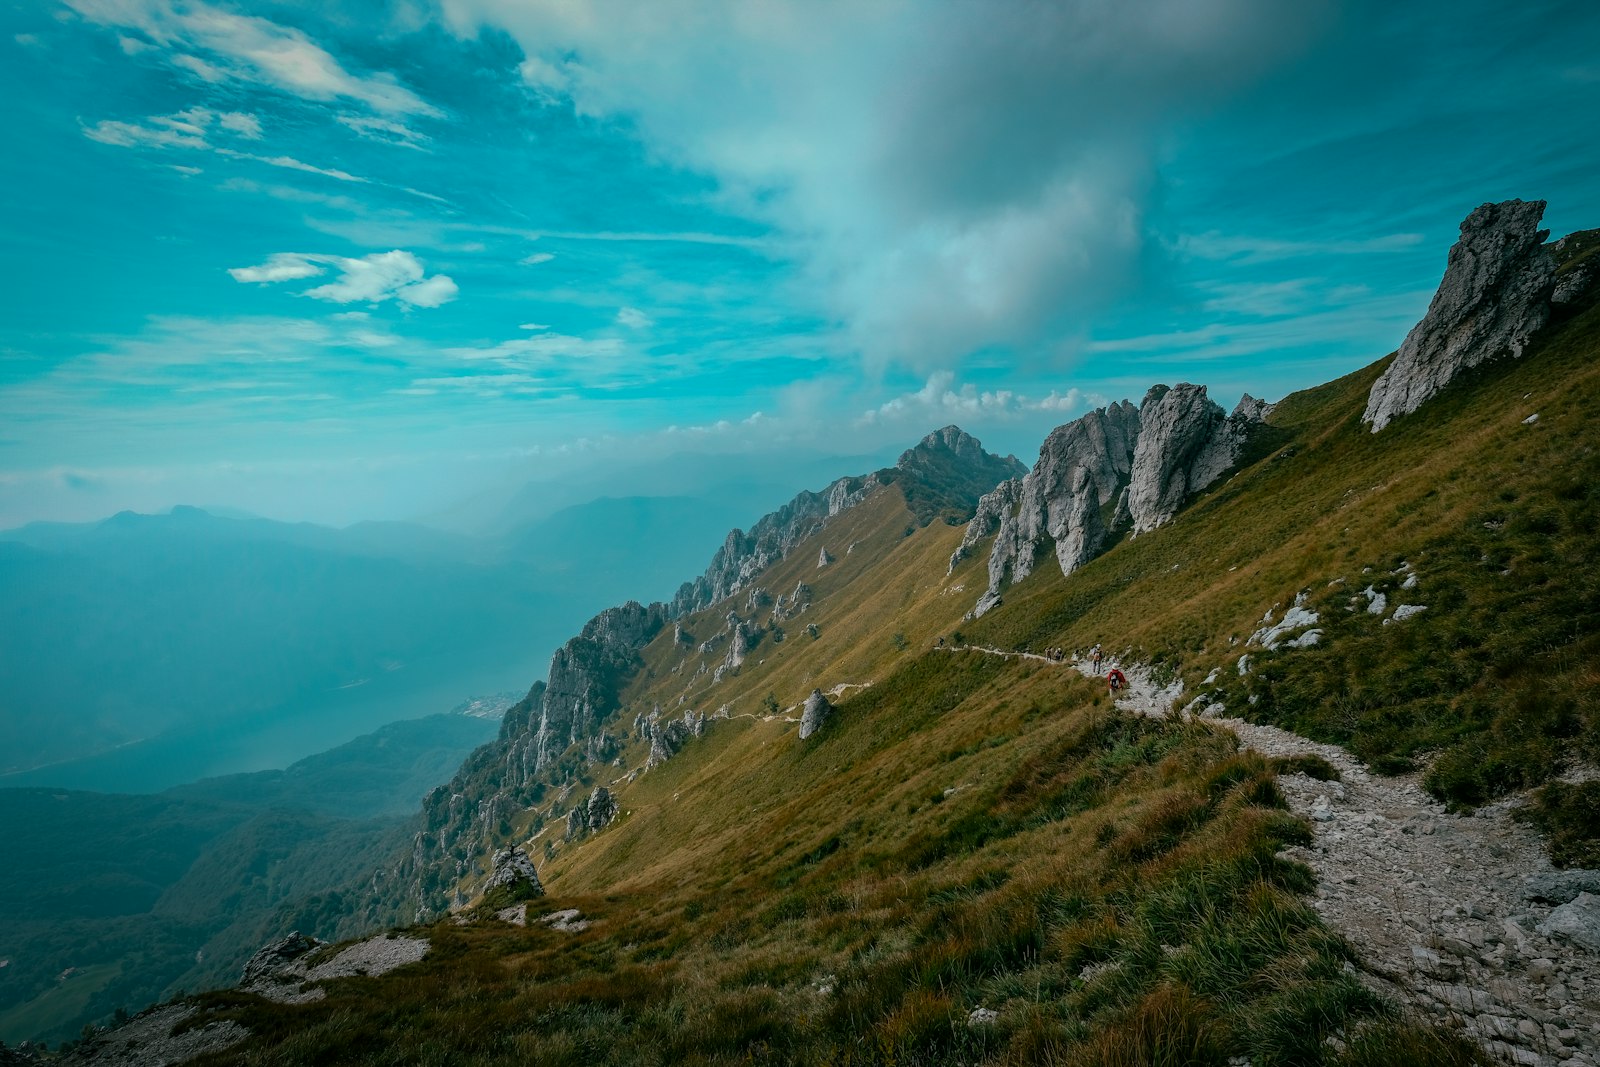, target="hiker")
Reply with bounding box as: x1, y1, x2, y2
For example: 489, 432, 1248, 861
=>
1090, 644, 1103, 671
1107, 667, 1127, 693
